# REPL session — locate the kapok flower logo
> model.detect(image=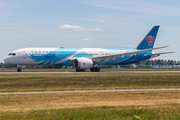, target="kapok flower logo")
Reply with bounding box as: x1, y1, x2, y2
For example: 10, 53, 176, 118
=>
146, 35, 155, 46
